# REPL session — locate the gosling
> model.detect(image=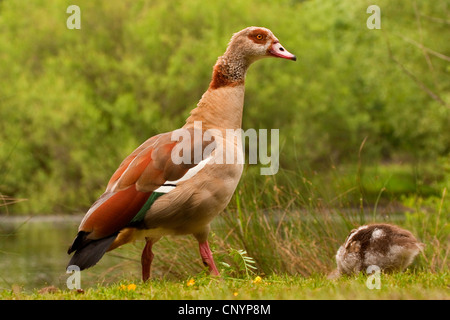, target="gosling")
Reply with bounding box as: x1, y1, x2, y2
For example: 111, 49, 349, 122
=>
330, 223, 424, 278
